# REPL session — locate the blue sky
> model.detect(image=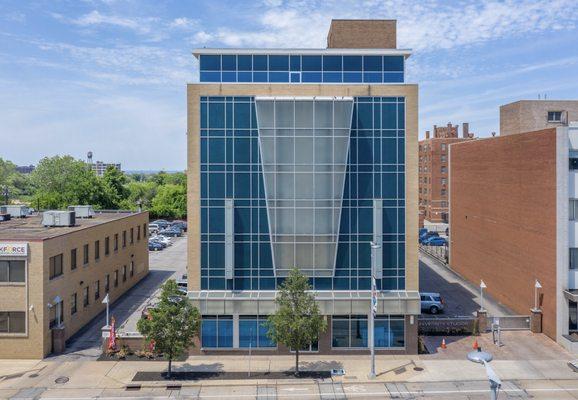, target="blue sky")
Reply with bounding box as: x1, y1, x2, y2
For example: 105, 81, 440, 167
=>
1, 0, 578, 171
